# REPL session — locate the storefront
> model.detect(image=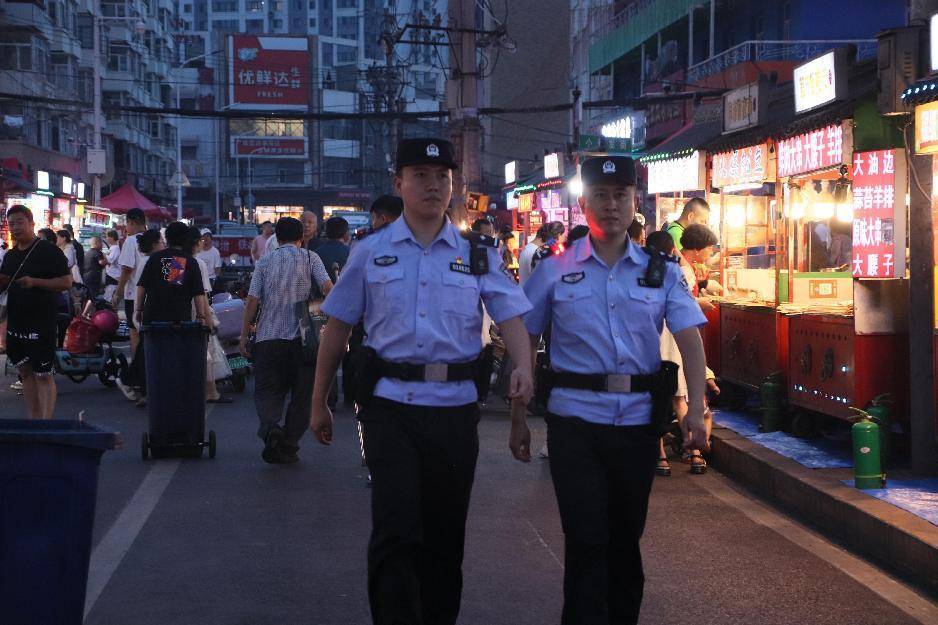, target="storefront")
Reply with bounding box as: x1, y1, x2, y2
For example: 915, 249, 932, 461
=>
643, 148, 712, 231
